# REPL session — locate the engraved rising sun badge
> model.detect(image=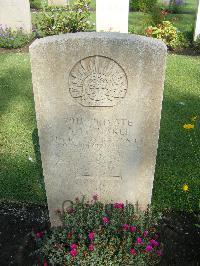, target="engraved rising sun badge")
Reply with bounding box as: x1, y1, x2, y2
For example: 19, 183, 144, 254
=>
69, 55, 127, 107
